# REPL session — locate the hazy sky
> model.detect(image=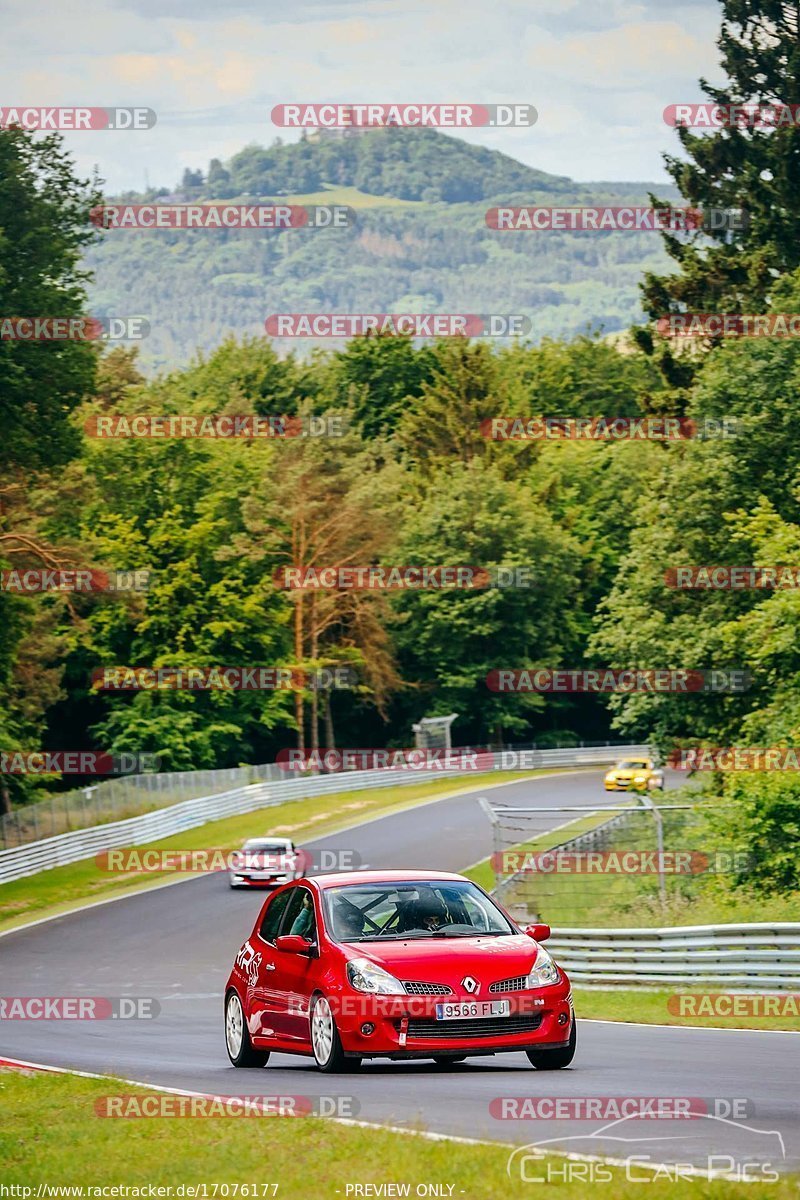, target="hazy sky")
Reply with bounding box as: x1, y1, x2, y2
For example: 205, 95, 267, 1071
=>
3, 0, 725, 192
